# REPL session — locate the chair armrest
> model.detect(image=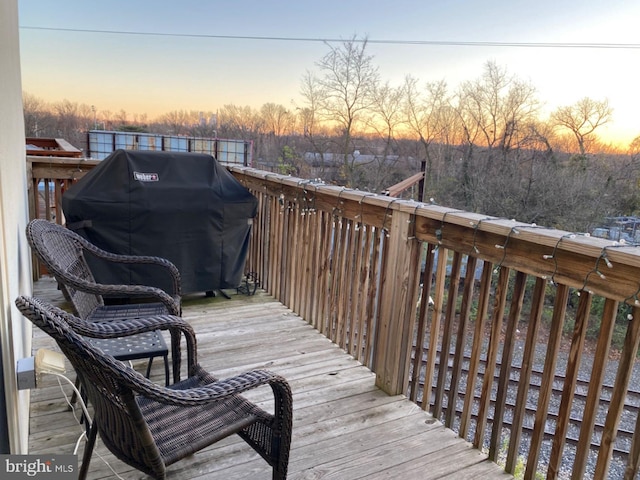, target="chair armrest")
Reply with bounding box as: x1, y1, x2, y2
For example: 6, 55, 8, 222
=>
80, 242, 181, 297
49, 305, 196, 377
56, 274, 181, 315
132, 367, 292, 410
